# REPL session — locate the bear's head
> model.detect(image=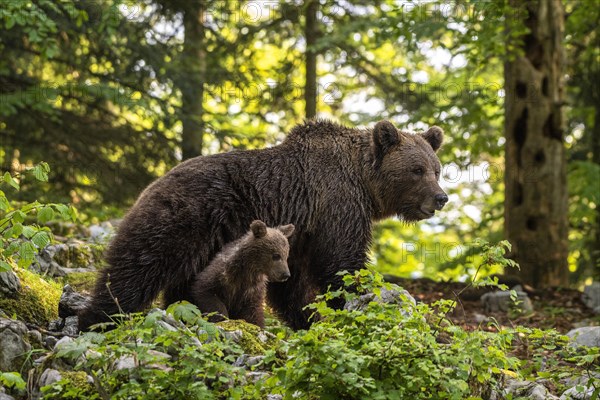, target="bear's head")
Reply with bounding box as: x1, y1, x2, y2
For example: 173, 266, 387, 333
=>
370, 120, 448, 221
248, 220, 295, 282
